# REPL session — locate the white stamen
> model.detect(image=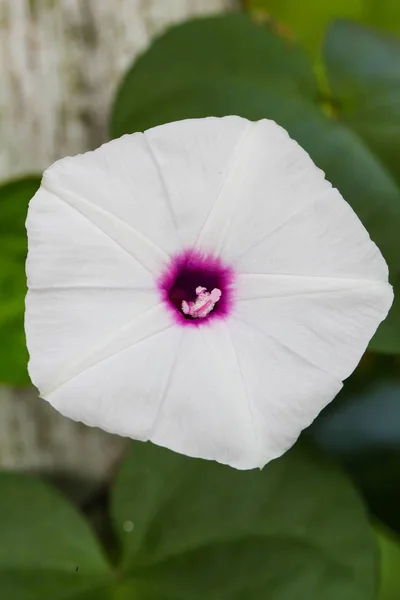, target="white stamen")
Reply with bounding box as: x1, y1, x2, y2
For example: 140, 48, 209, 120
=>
181, 286, 222, 318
